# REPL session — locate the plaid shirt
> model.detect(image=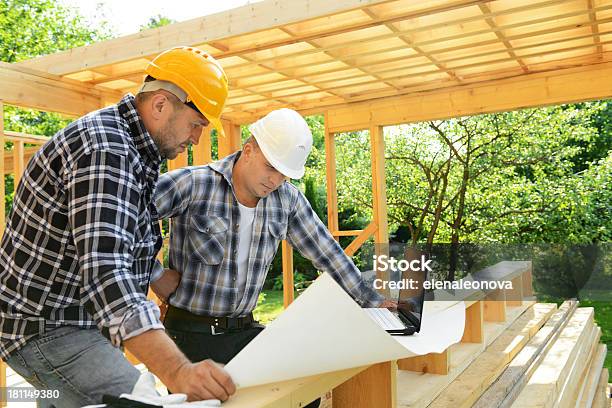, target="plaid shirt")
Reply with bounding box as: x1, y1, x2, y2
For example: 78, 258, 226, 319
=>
0, 94, 165, 360
153, 152, 383, 317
